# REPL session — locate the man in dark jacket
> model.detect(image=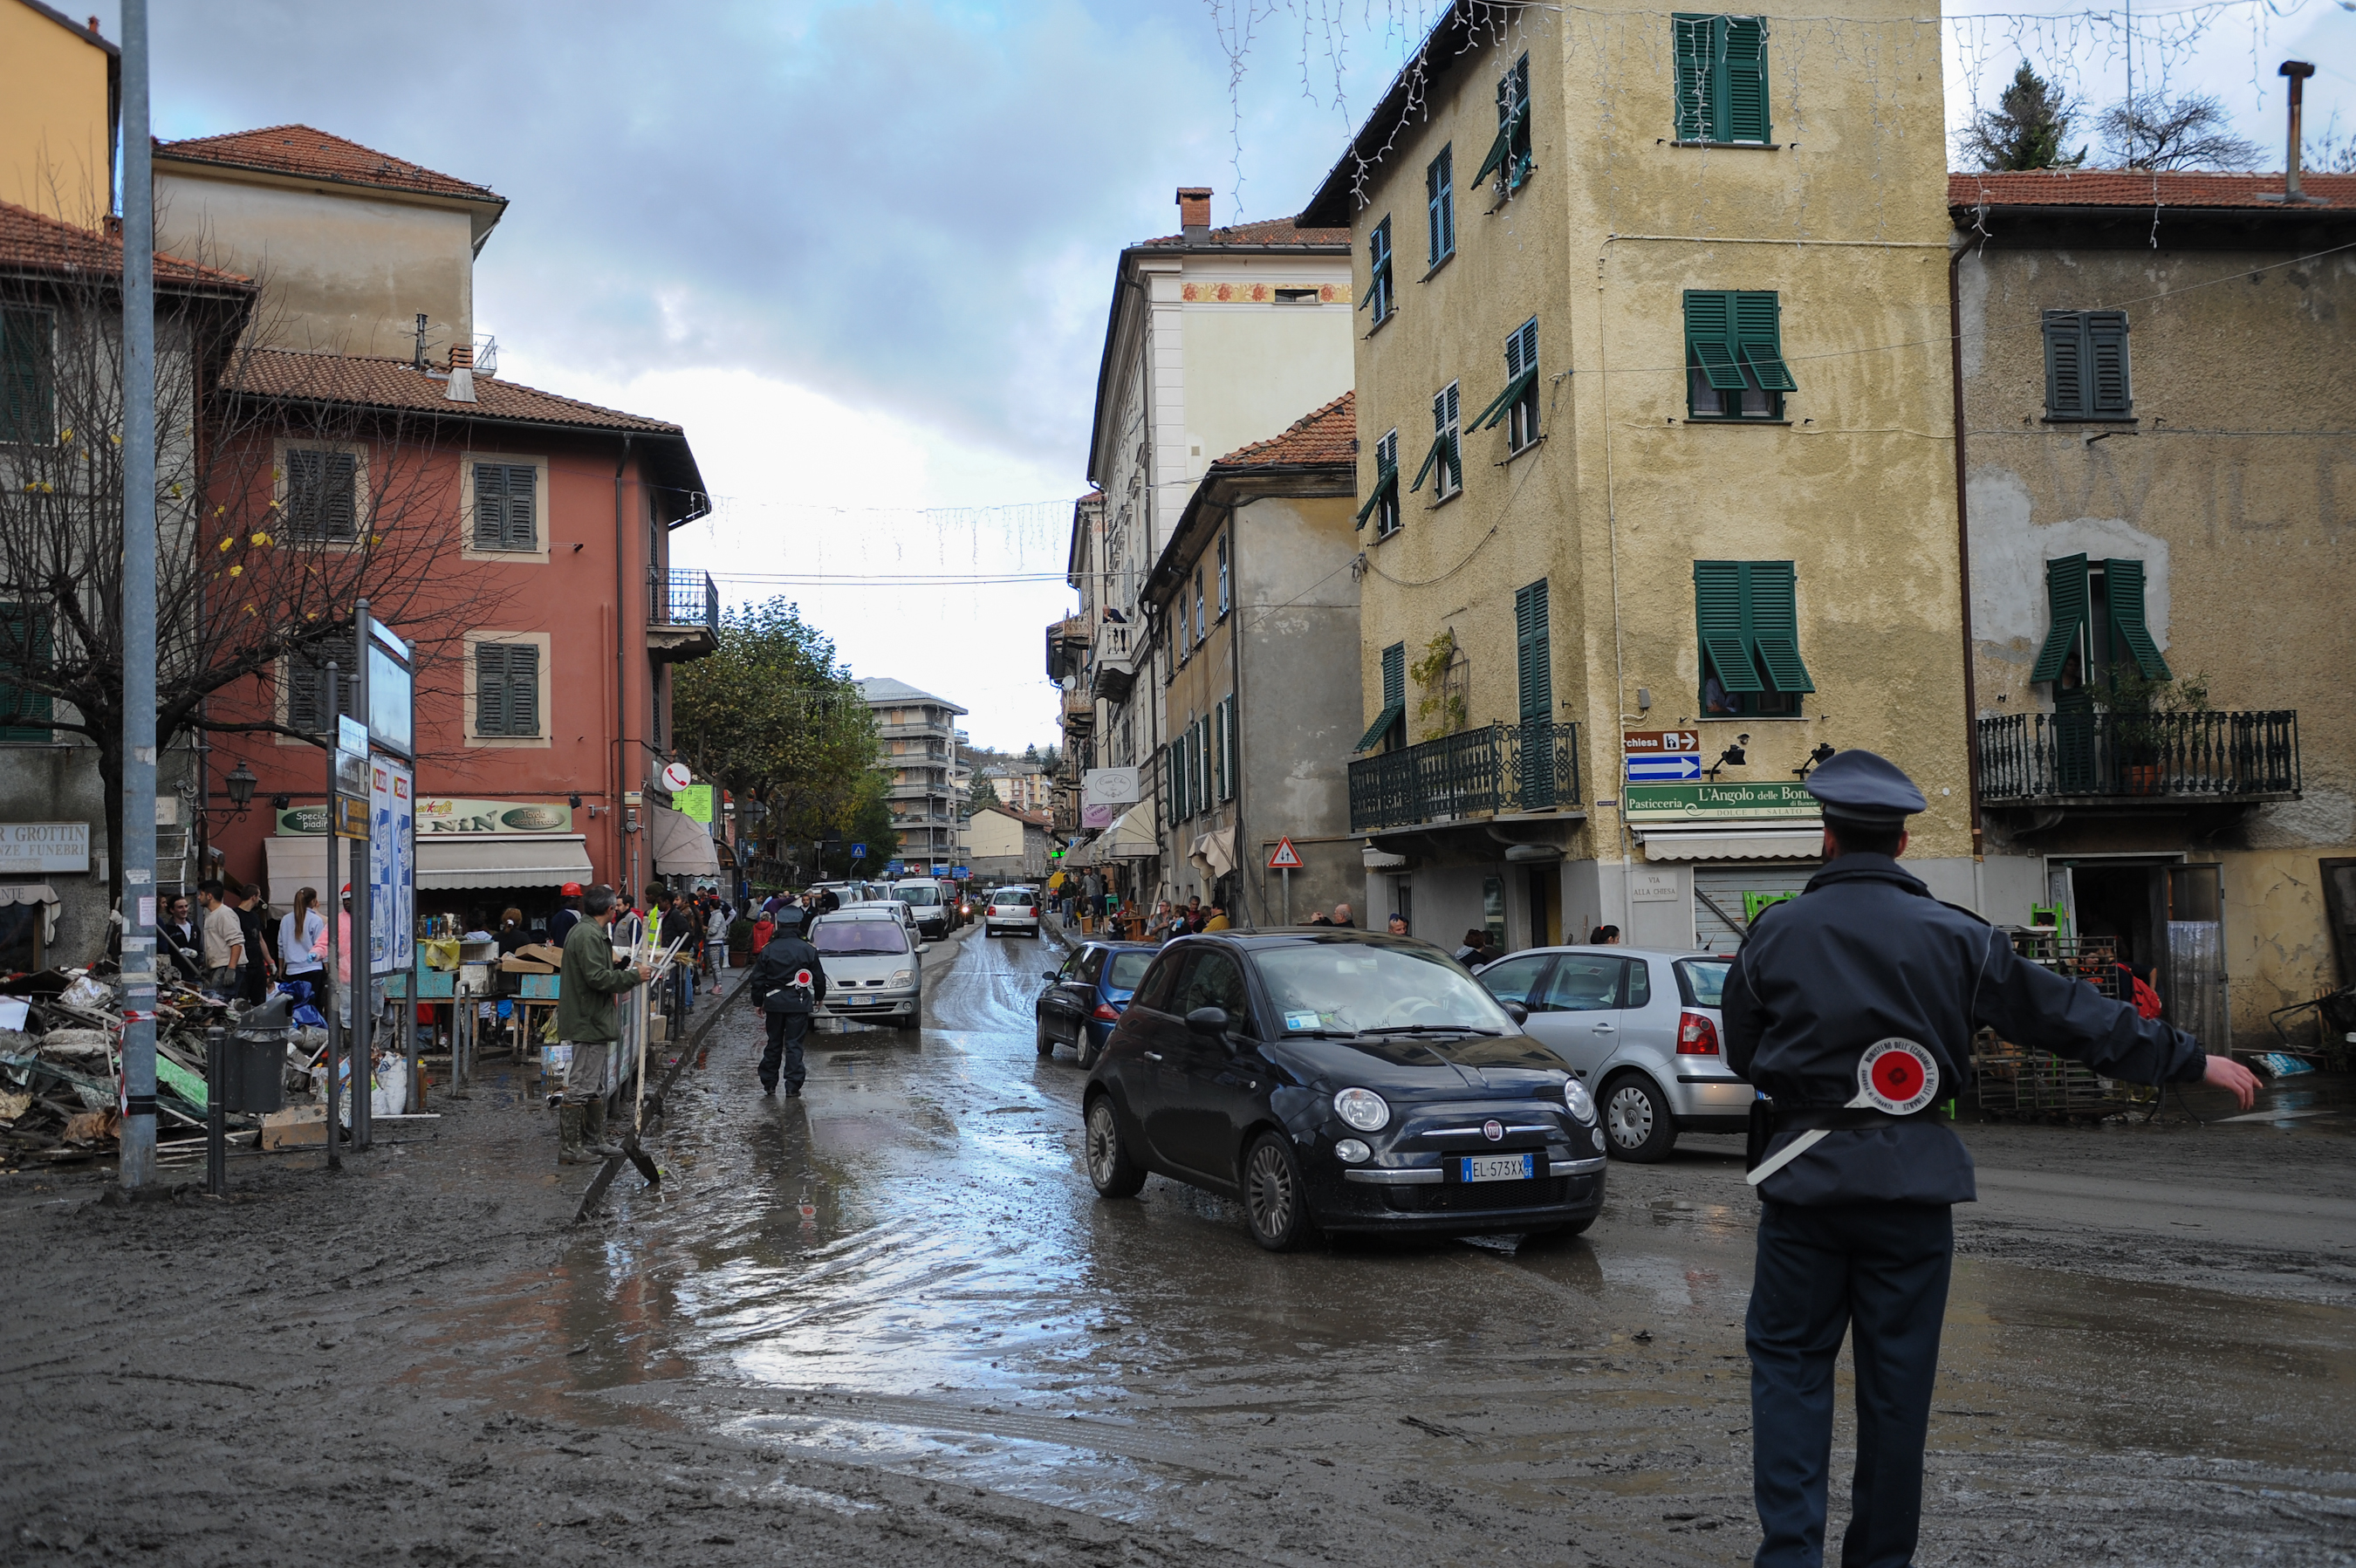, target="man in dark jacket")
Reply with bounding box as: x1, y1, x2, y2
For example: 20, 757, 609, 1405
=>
746, 918, 827, 1098
548, 883, 583, 948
